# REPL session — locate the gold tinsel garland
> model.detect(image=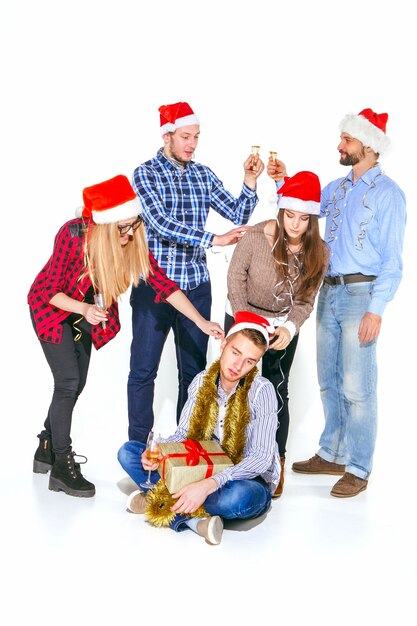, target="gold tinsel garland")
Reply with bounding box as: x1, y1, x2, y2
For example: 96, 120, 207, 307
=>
145, 360, 258, 527
146, 480, 207, 527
